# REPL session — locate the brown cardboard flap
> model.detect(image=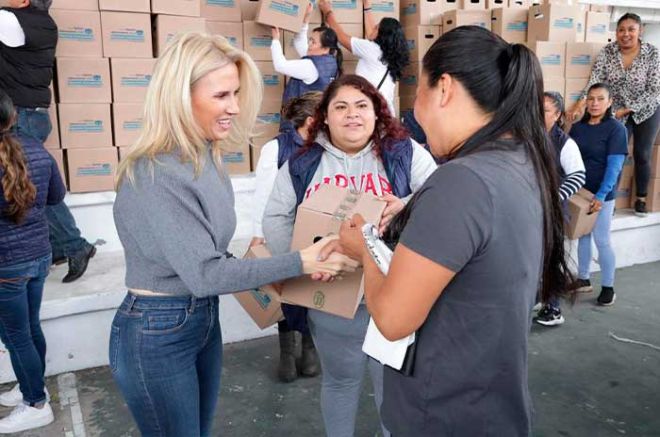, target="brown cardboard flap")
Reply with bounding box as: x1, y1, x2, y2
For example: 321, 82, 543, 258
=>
566, 188, 599, 240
